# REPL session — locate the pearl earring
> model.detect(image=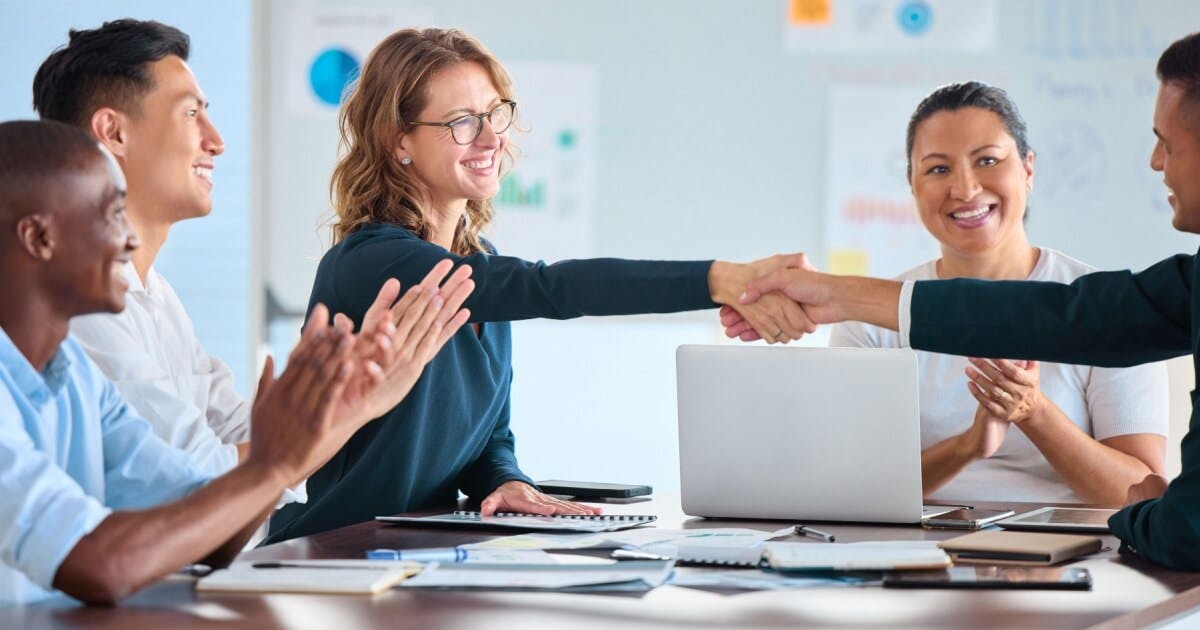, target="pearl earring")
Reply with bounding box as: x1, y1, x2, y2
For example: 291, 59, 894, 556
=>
400, 157, 412, 165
